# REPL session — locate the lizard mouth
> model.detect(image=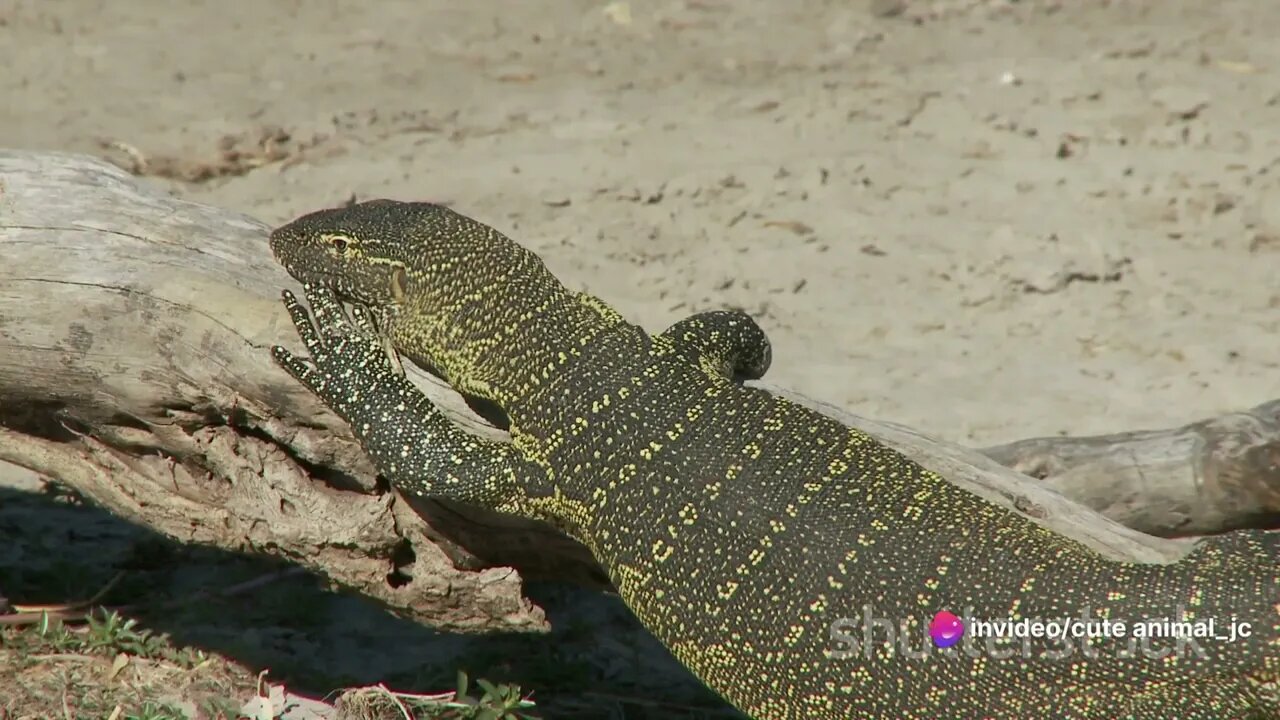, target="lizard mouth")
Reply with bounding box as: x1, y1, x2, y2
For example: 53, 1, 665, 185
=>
306, 273, 359, 302
268, 235, 347, 293
311, 273, 386, 310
